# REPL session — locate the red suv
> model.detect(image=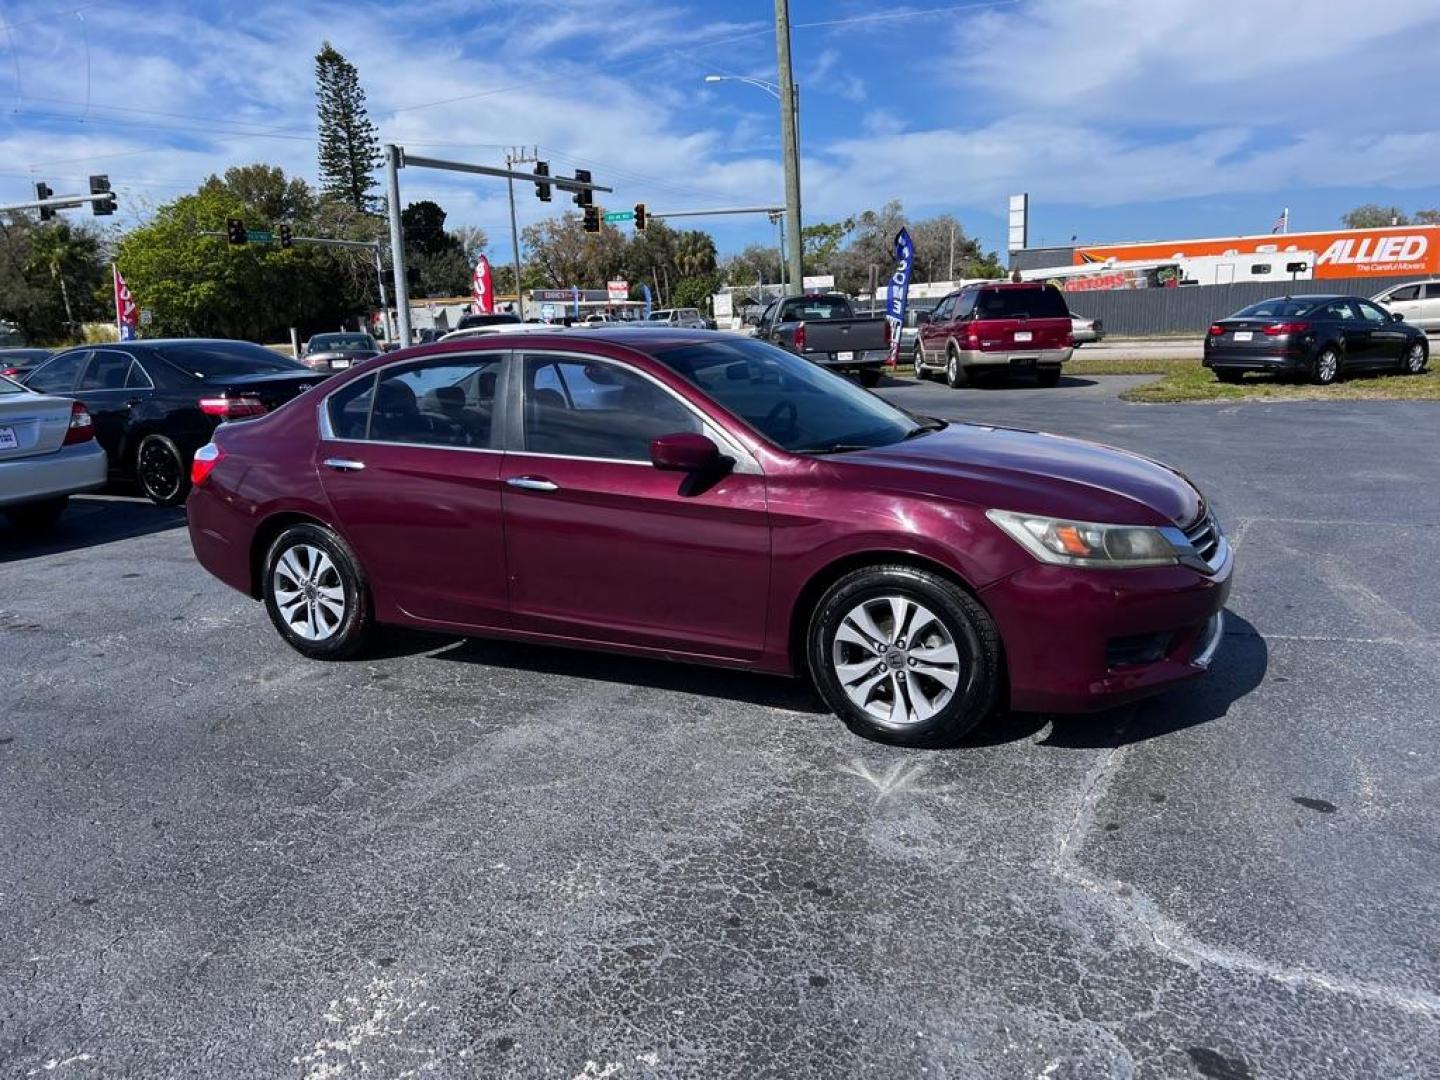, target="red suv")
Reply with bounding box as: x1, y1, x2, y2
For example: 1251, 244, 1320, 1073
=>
916, 282, 1073, 387
186, 330, 1230, 747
